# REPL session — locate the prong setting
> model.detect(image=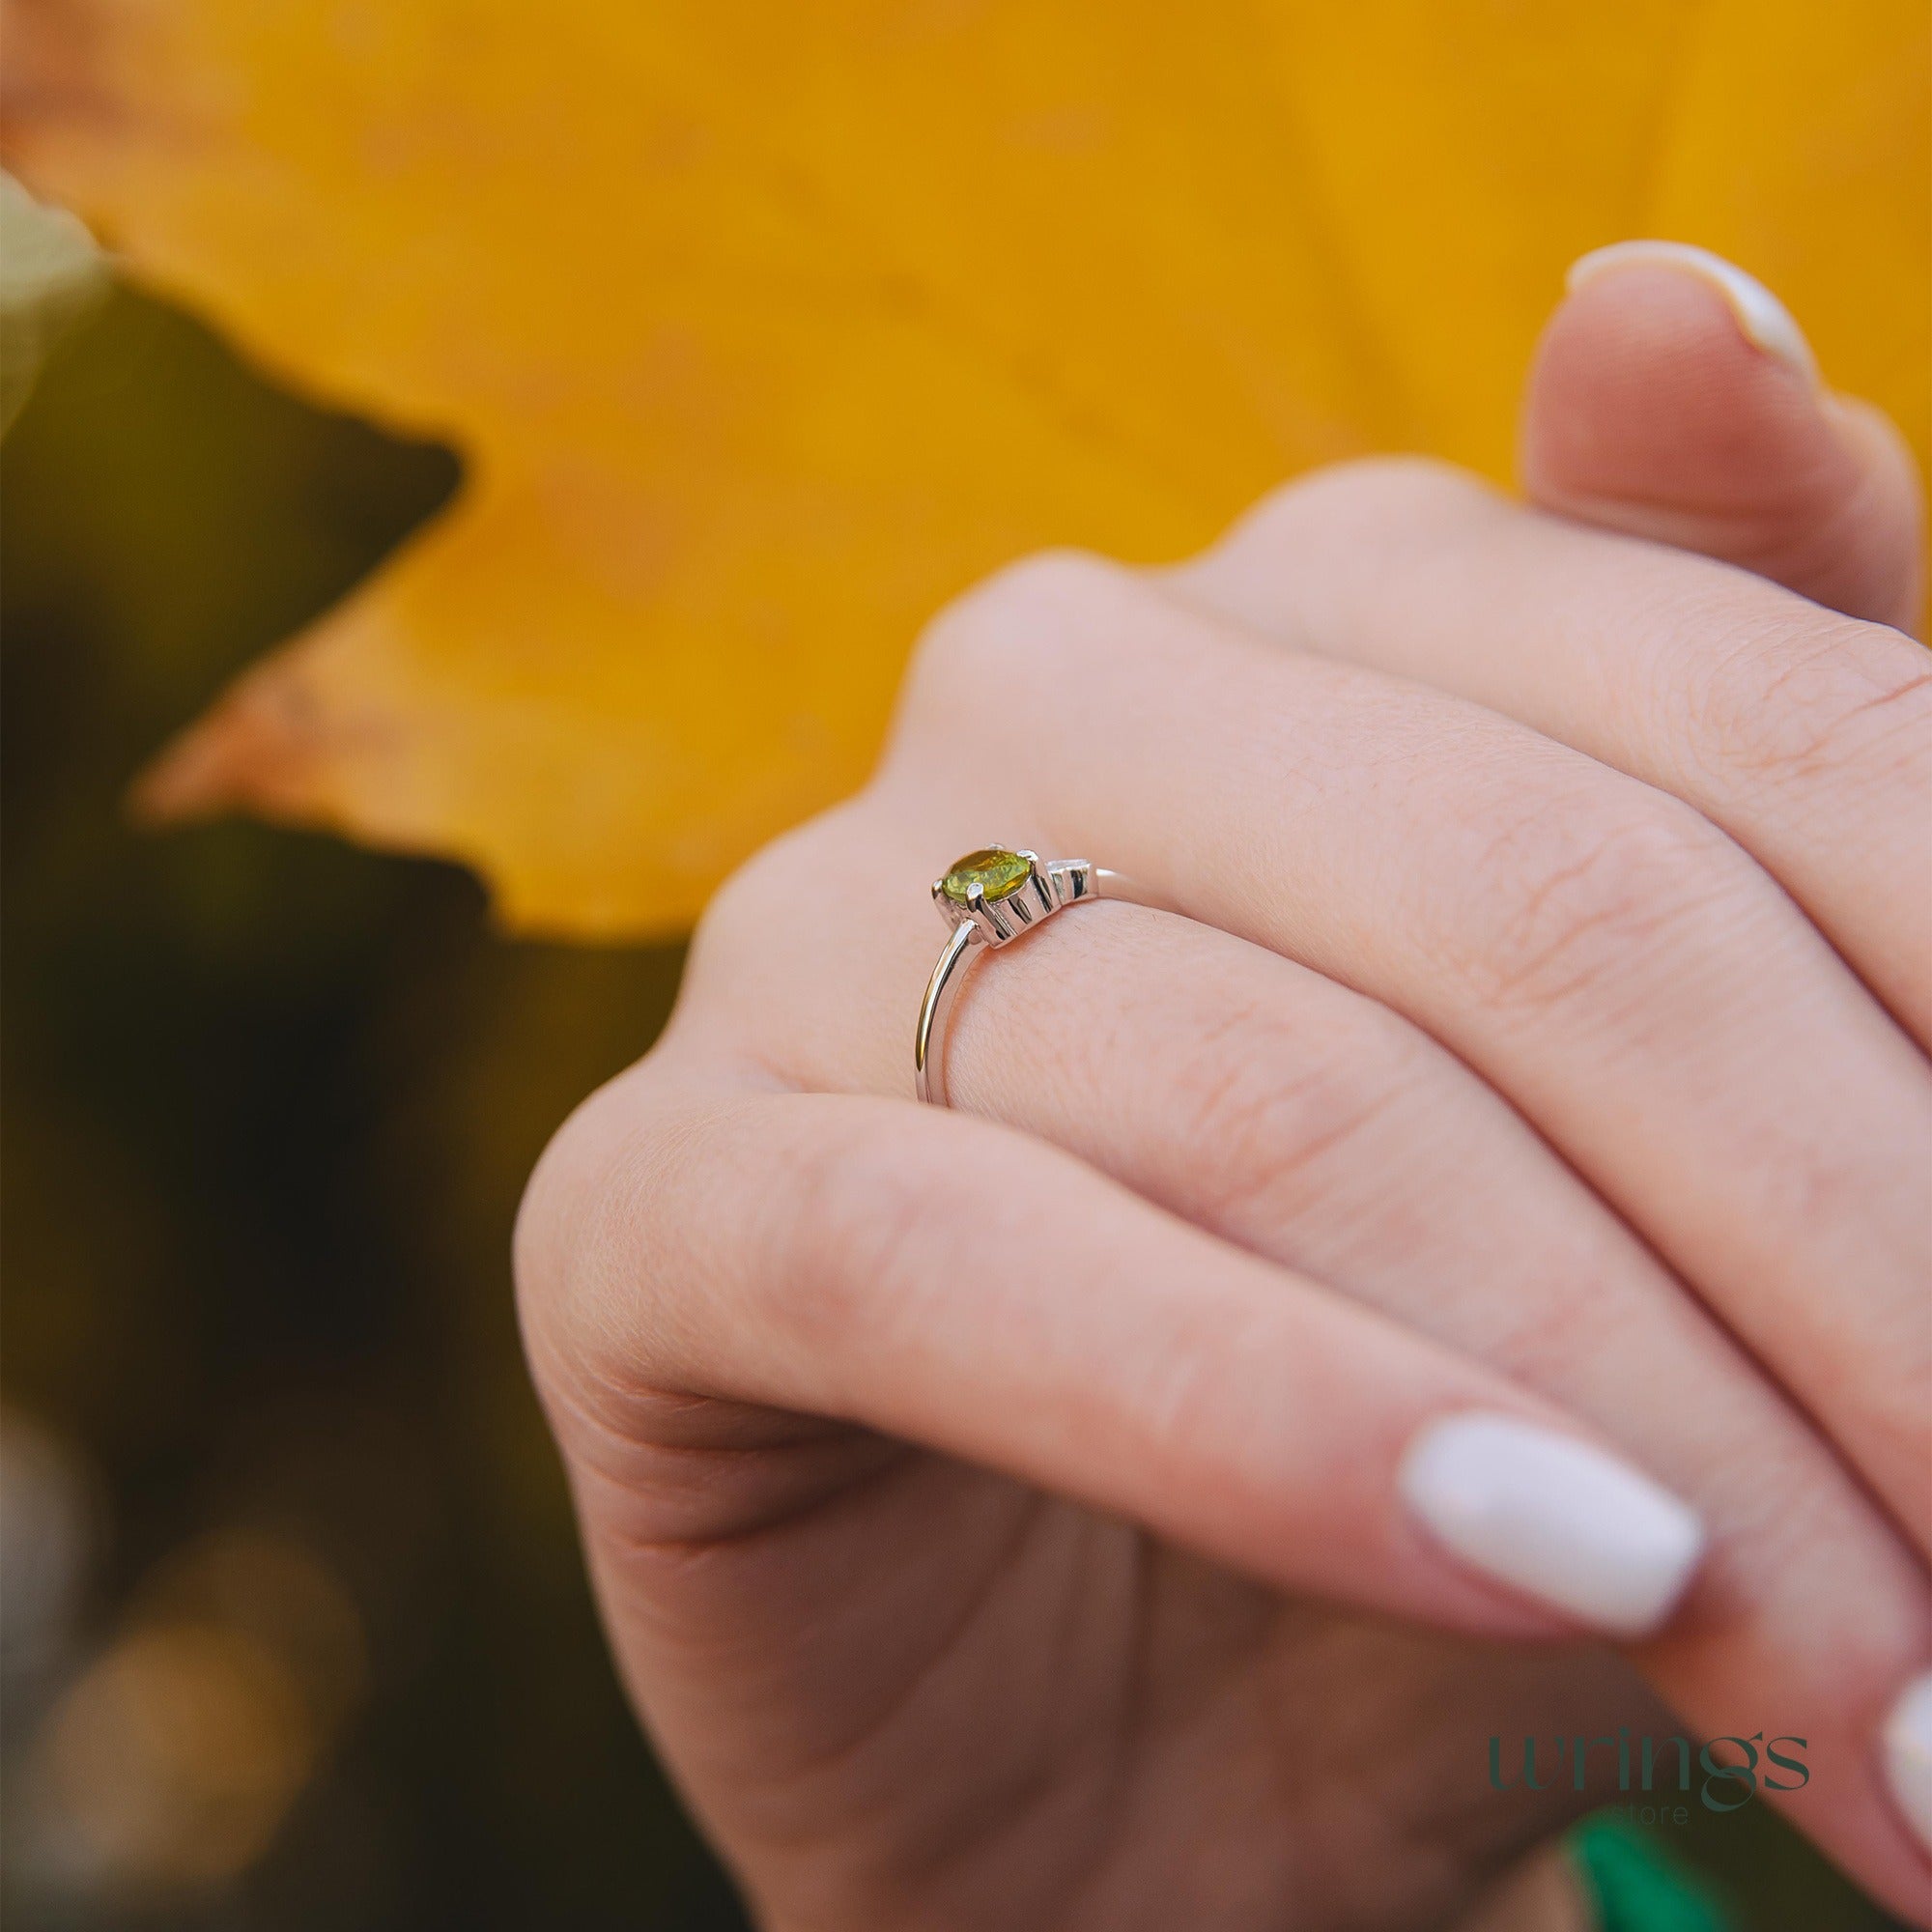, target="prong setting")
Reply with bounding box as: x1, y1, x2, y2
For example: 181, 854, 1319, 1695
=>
918, 847, 1143, 1105
933, 846, 1100, 949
